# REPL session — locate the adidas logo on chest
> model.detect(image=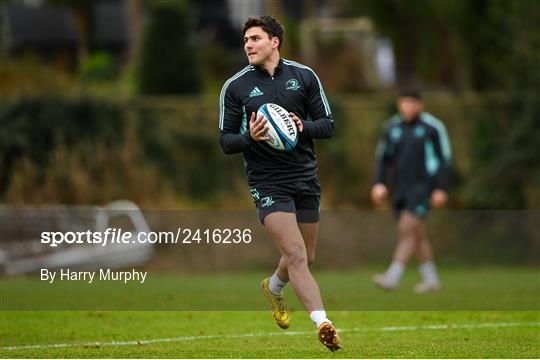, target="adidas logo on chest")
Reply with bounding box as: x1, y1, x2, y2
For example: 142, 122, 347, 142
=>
249, 86, 264, 97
